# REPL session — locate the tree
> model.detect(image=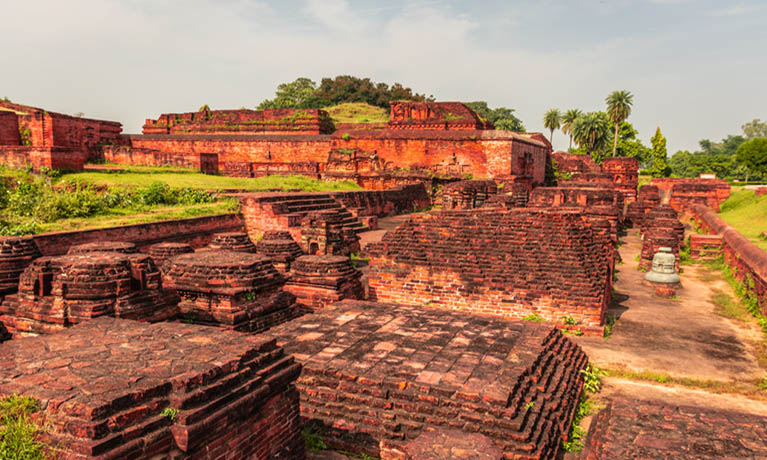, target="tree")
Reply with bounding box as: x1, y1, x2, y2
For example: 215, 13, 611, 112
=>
605, 90, 634, 157
742, 119, 767, 139
465, 101, 525, 132
257, 77, 319, 110
736, 137, 767, 181
543, 109, 561, 145
560, 109, 582, 151
648, 127, 671, 177
572, 112, 611, 162
610, 120, 652, 167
